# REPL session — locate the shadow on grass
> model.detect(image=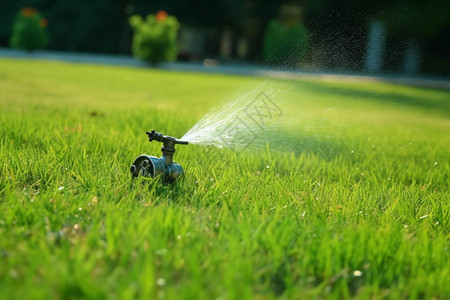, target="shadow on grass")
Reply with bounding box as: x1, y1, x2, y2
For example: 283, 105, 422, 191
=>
264, 131, 348, 160
297, 81, 450, 116
190, 131, 350, 171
